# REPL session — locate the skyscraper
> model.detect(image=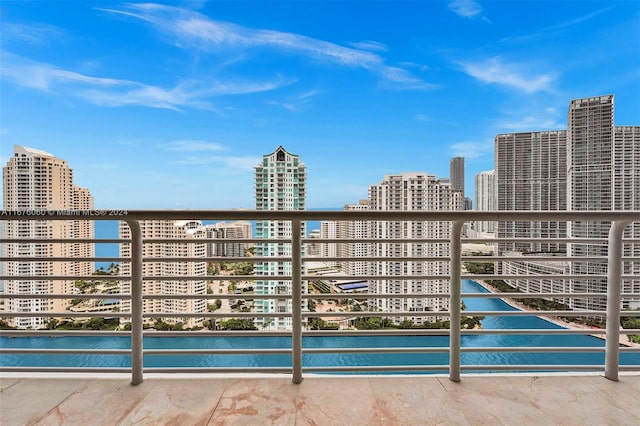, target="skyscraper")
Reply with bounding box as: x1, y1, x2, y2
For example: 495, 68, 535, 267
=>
368, 172, 463, 323
450, 157, 465, 193
254, 146, 306, 330
495, 130, 567, 255
2, 145, 94, 329
119, 220, 207, 328
338, 200, 371, 276
494, 95, 639, 310
319, 220, 339, 268
474, 170, 496, 233
567, 95, 640, 310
